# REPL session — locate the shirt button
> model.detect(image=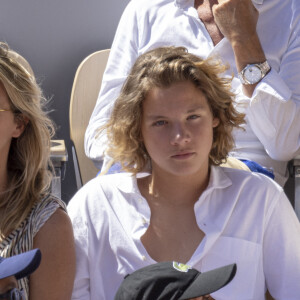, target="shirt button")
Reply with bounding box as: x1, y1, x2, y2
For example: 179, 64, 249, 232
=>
142, 255, 147, 261
141, 217, 148, 225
